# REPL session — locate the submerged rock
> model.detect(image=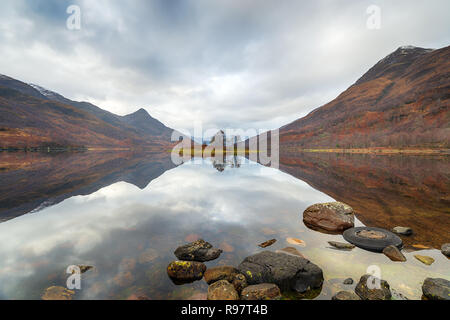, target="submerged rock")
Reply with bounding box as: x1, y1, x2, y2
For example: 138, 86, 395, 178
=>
355, 274, 392, 300
276, 247, 305, 258
42, 286, 75, 300
343, 278, 354, 285
241, 283, 281, 300
207, 280, 239, 300
441, 243, 450, 257
174, 239, 222, 262
328, 241, 355, 250
392, 226, 413, 236
414, 255, 435, 266
383, 245, 407, 262
258, 239, 277, 248
167, 261, 206, 284
303, 202, 354, 233
237, 251, 323, 294
204, 266, 240, 285
422, 278, 450, 300
332, 291, 361, 300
